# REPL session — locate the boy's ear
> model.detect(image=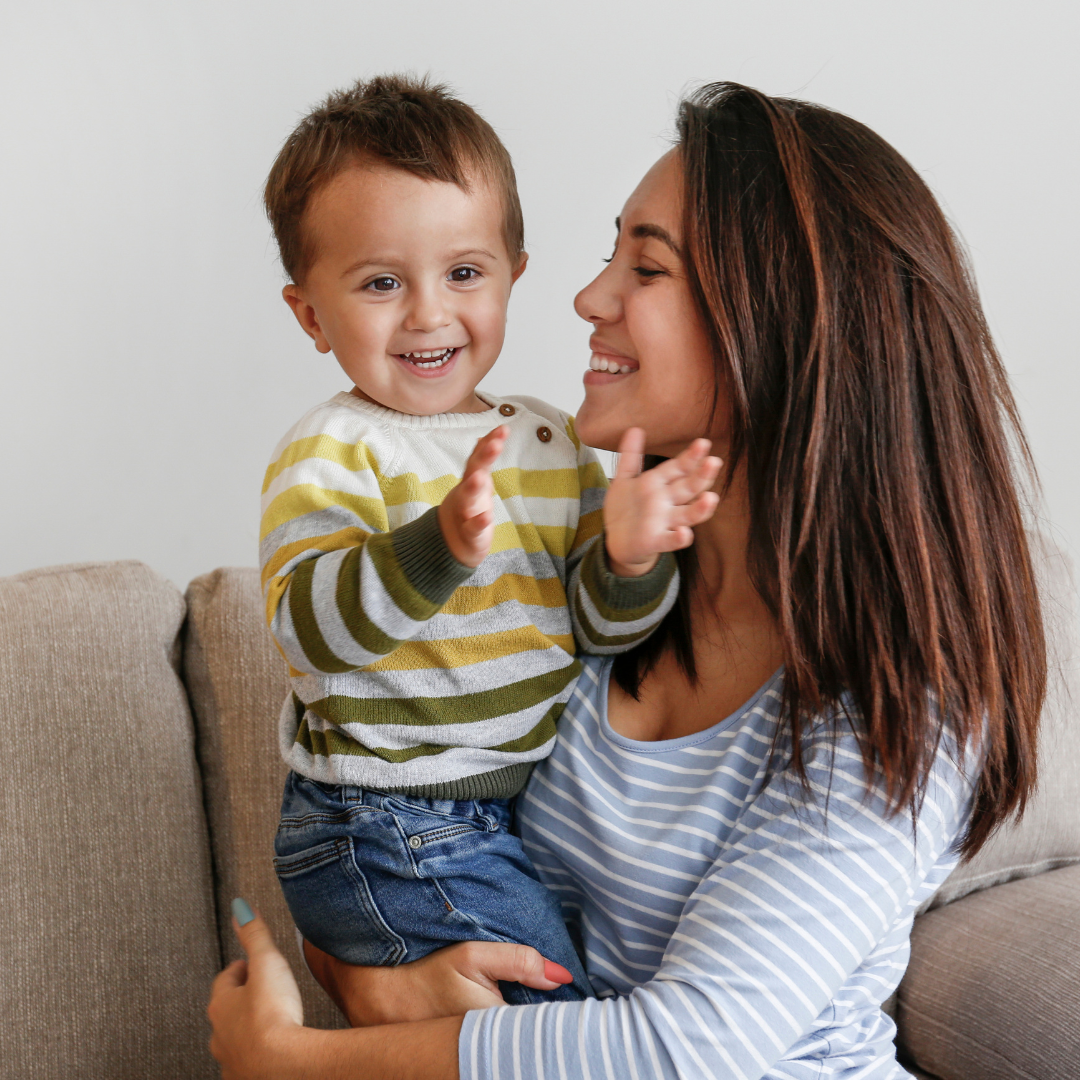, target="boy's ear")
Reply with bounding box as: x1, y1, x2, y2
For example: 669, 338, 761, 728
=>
282, 284, 332, 353
510, 252, 529, 285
